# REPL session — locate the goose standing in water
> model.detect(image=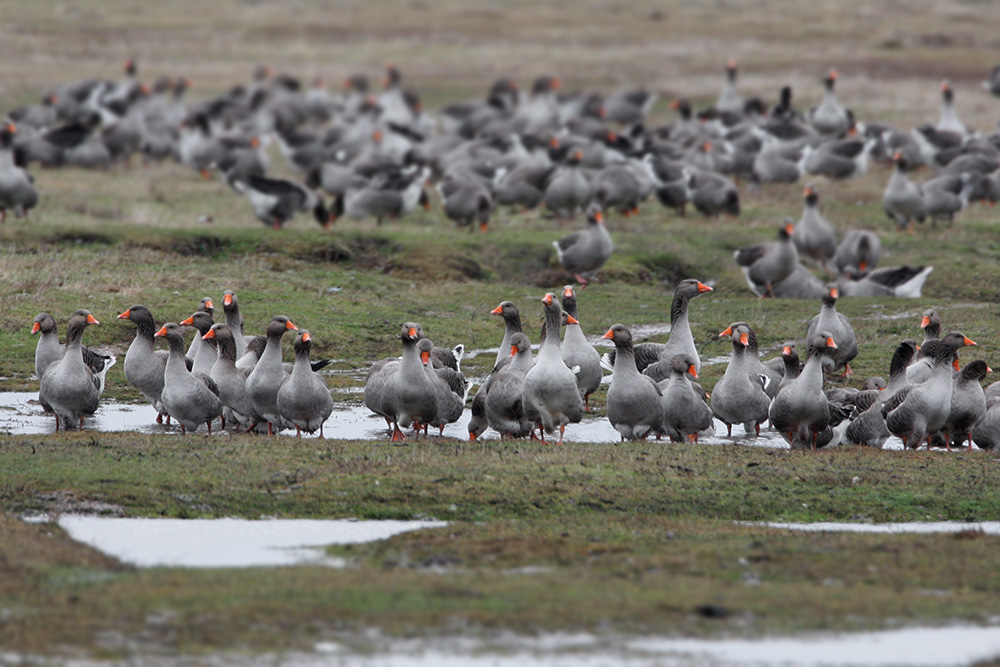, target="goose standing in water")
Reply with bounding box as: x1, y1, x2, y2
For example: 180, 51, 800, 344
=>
711, 323, 770, 437
205, 323, 262, 431
768, 332, 840, 449
154, 322, 223, 434
245, 315, 299, 435
38, 310, 104, 430
844, 339, 917, 447
277, 330, 334, 437
659, 353, 714, 443
602, 324, 663, 441
522, 293, 584, 444
484, 332, 535, 439
364, 322, 438, 441
31, 312, 114, 388
118, 304, 177, 423
417, 337, 467, 436
559, 286, 602, 410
